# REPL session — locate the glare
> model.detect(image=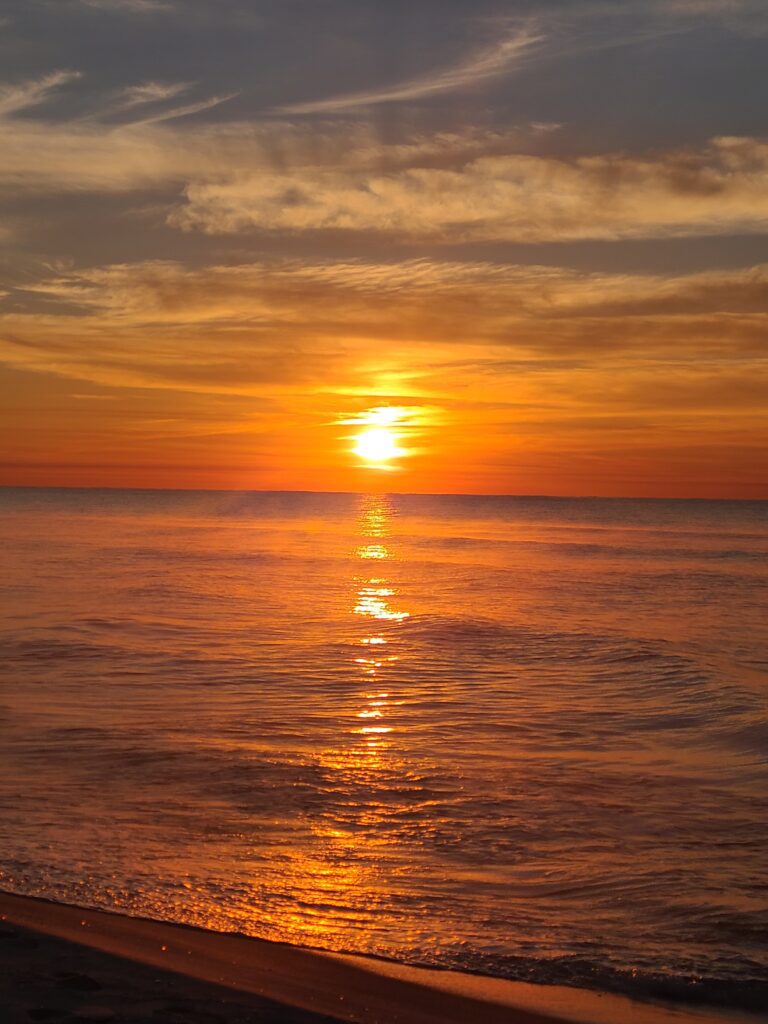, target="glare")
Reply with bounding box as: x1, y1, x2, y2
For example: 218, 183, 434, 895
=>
340, 406, 410, 428
365, 407, 407, 427
340, 405, 417, 468
353, 427, 401, 465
